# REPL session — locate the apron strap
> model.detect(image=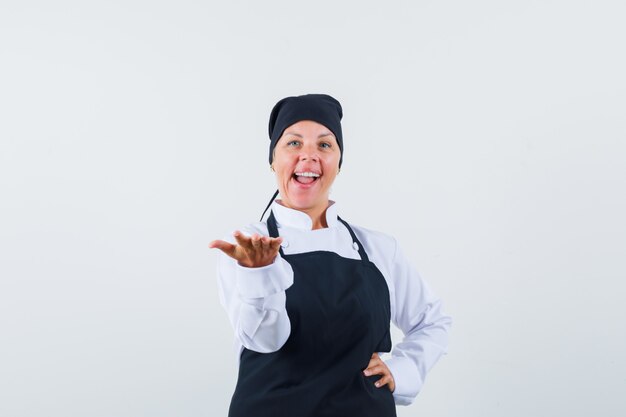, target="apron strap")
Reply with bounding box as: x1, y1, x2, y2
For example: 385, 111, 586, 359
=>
259, 190, 279, 222
337, 216, 370, 263
266, 210, 285, 257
